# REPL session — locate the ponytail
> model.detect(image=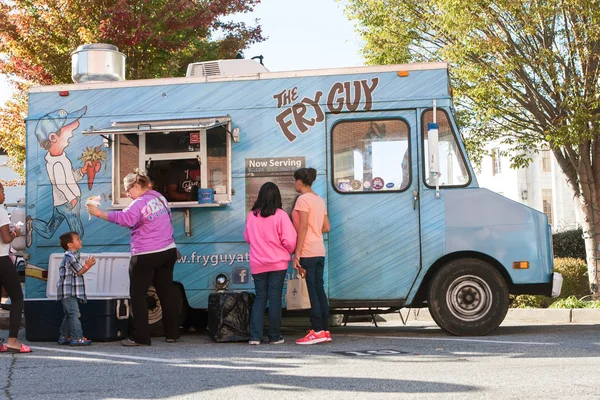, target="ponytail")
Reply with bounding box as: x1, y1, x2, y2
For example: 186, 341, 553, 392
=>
294, 167, 317, 186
